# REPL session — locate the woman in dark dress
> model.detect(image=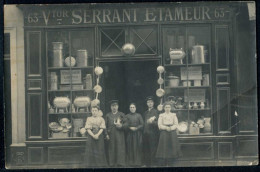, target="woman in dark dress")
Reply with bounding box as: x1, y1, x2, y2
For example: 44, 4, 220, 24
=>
105, 100, 127, 167
156, 102, 182, 166
84, 106, 107, 167
125, 103, 144, 167
143, 96, 159, 167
